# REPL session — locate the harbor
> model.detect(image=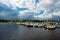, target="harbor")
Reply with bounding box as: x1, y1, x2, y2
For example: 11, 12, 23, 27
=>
16, 22, 60, 29
0, 22, 60, 40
